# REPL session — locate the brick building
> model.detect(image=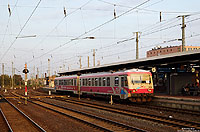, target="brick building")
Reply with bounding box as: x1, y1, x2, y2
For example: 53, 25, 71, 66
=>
147, 45, 200, 57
